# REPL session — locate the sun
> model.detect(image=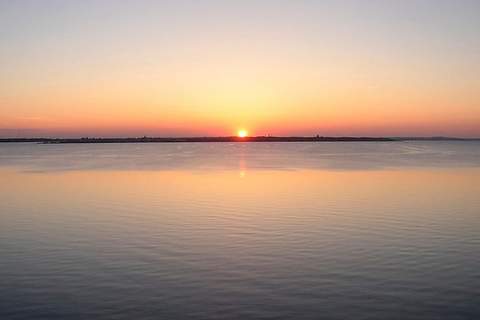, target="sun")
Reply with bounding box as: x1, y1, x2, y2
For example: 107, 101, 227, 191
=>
237, 129, 248, 138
